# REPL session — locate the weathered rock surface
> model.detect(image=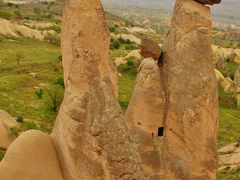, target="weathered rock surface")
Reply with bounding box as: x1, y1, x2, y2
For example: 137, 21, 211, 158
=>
218, 142, 240, 172
51, 0, 142, 179
124, 49, 142, 61
0, 110, 17, 149
161, 0, 219, 179
195, 0, 221, 5
0, 130, 63, 180
140, 39, 162, 60
0, 18, 44, 40
234, 66, 240, 86
126, 57, 166, 178
212, 45, 240, 65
